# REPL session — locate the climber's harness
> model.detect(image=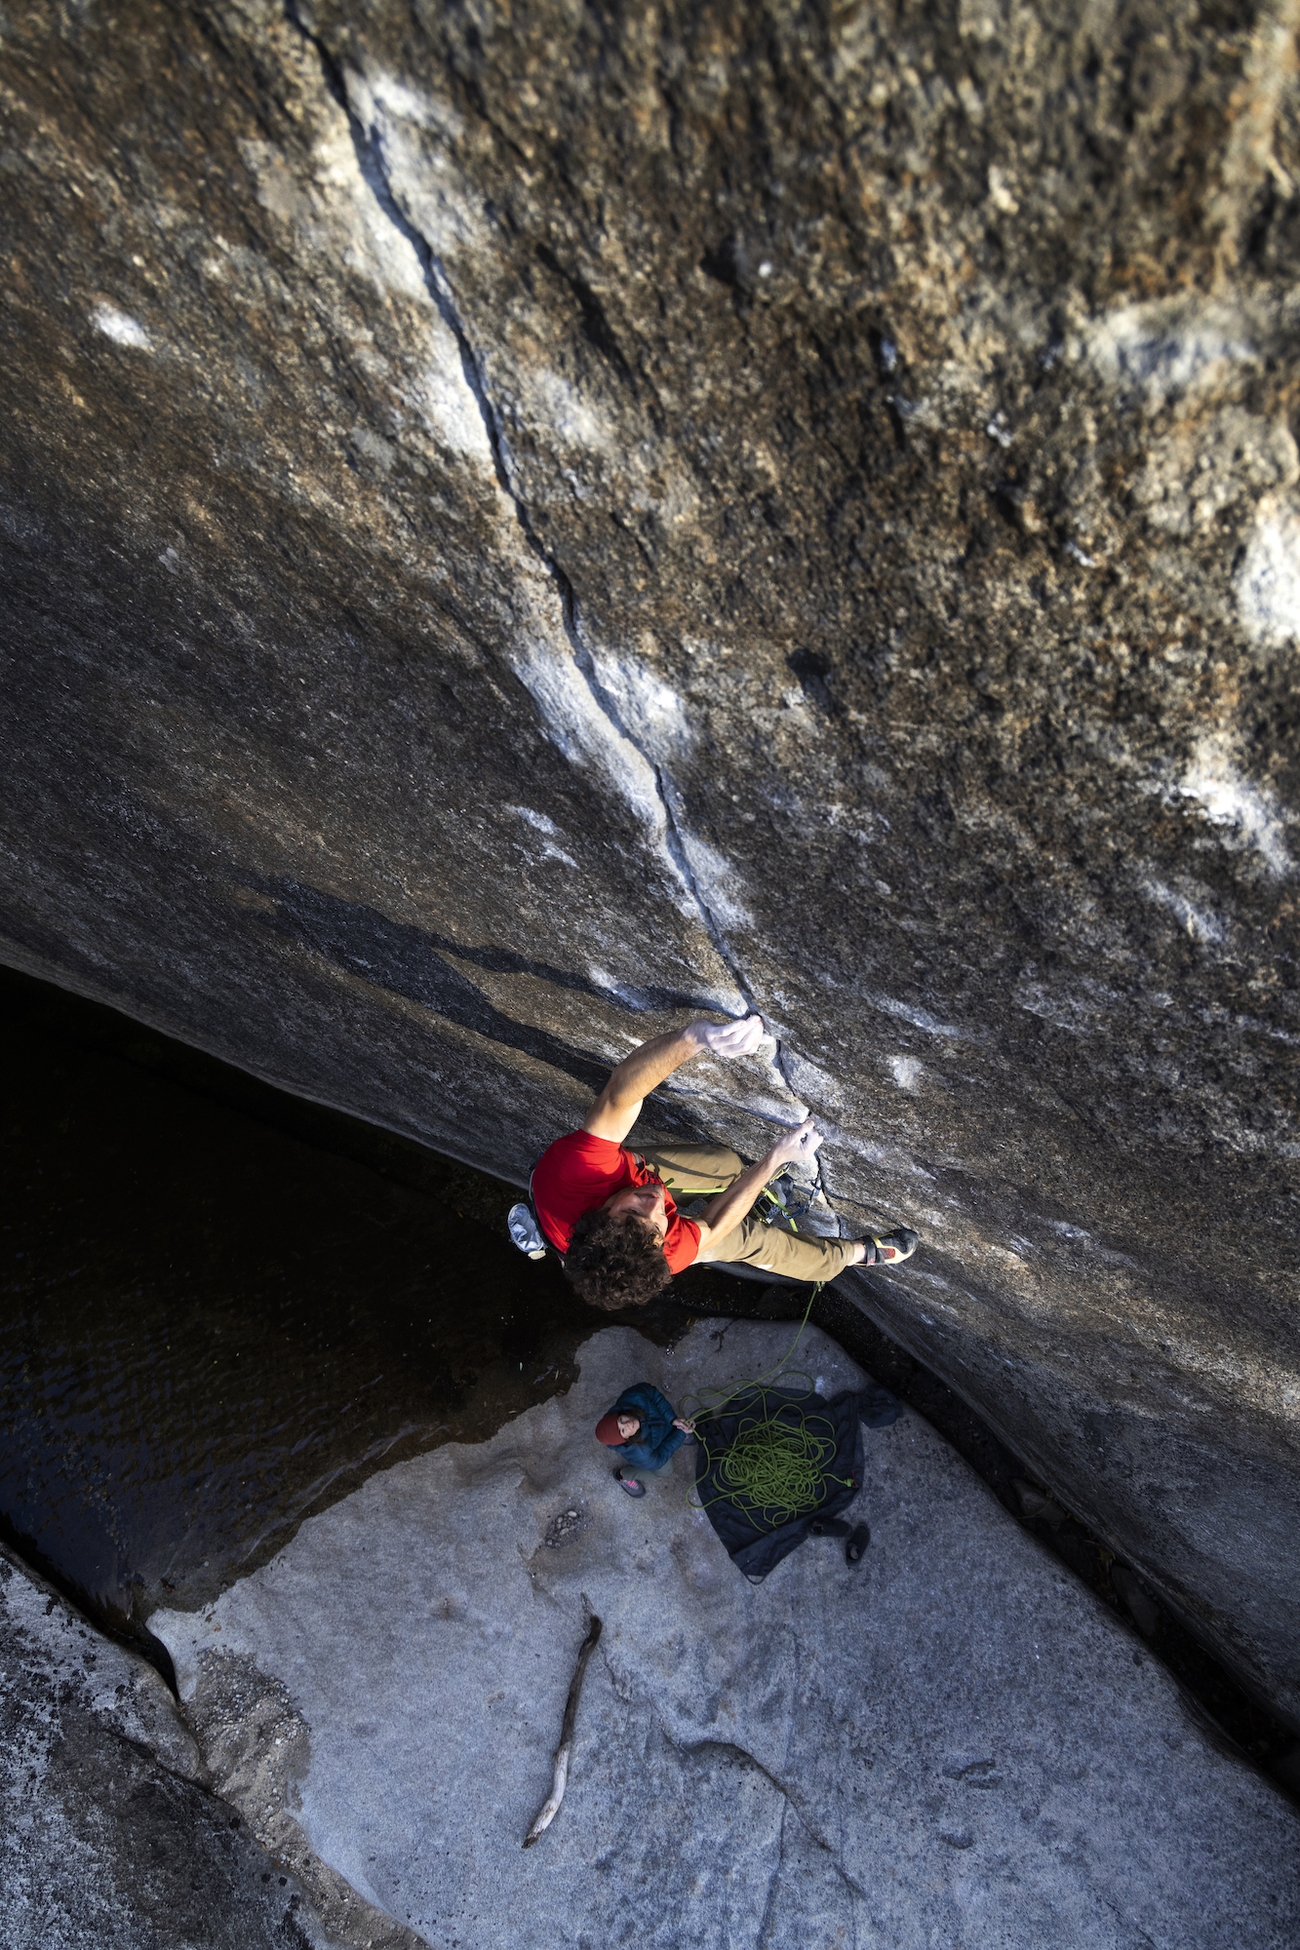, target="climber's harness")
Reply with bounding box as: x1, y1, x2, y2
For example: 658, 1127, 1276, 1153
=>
506, 1155, 813, 1271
